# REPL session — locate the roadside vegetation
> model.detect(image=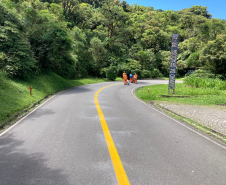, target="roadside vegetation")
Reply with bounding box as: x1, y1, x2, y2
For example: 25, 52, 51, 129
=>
135, 83, 226, 105
1, 0, 226, 81
0, 71, 121, 125
184, 76, 226, 90
184, 70, 226, 90
1, 0, 226, 126
136, 69, 226, 106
